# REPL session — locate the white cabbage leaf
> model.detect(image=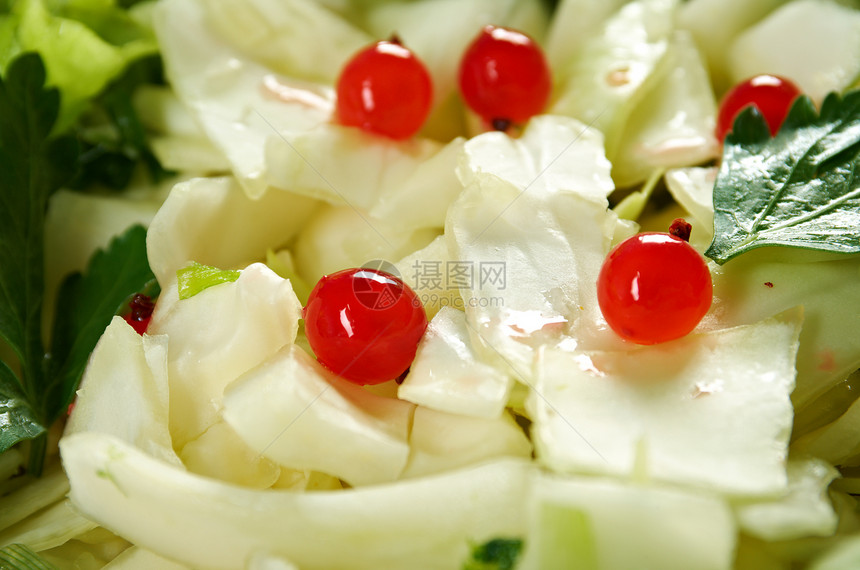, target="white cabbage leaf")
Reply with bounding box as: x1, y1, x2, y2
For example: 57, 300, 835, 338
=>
44, 189, 165, 326
399, 306, 512, 419
517, 472, 736, 570
148, 263, 302, 448
677, 0, 786, 93
728, 0, 860, 104
402, 406, 532, 479
550, 0, 676, 164
446, 116, 623, 380
291, 204, 439, 285
552, 0, 721, 188
223, 344, 532, 486
61, 432, 532, 570
664, 166, 718, 242
103, 546, 192, 569
394, 234, 462, 320
609, 30, 718, 187
153, 0, 477, 223
264, 125, 465, 232
201, 0, 369, 85
152, 0, 346, 197
179, 420, 281, 489
711, 249, 860, 408
65, 317, 179, 467
544, 0, 628, 72
456, 115, 615, 201
794, 395, 860, 467
0, 463, 72, 540
222, 345, 415, 487
734, 456, 840, 541
528, 312, 802, 496
807, 534, 860, 570
133, 85, 231, 175
0, 499, 97, 553
146, 177, 319, 288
